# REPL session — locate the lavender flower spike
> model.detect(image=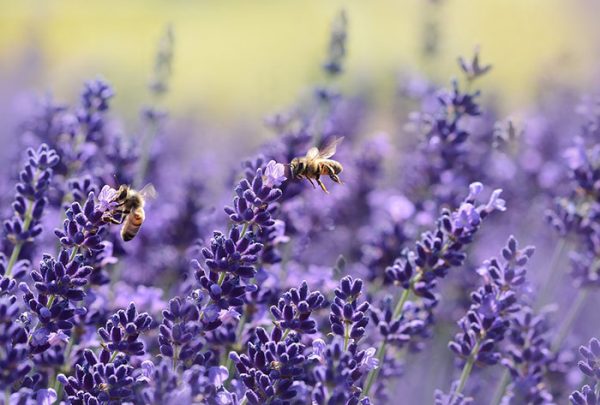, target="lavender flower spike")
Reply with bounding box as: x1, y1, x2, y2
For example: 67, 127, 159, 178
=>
3, 144, 59, 279
570, 337, 600, 405
365, 183, 506, 397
